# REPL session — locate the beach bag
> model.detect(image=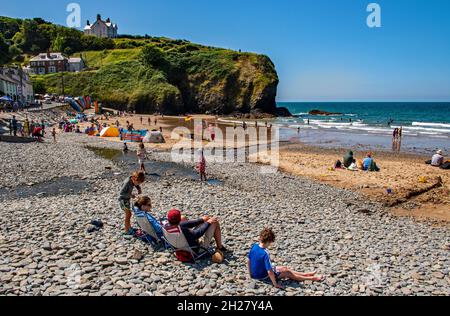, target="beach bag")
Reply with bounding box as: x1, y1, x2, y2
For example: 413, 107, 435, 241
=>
175, 250, 194, 263
212, 250, 225, 264
425, 160, 432, 165
441, 162, 450, 170
334, 160, 342, 169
